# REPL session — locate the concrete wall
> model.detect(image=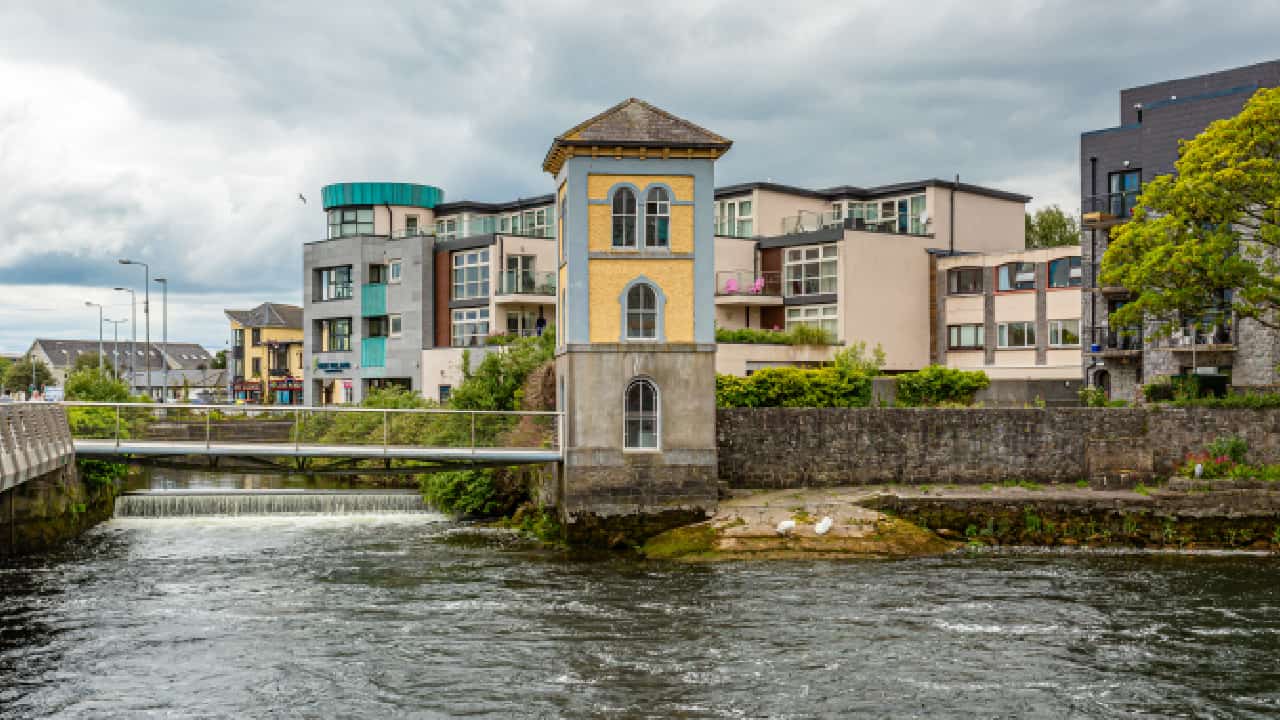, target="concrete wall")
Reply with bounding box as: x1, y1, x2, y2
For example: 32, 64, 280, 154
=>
714, 343, 837, 376
840, 231, 935, 370
716, 407, 1280, 488
927, 187, 1027, 254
